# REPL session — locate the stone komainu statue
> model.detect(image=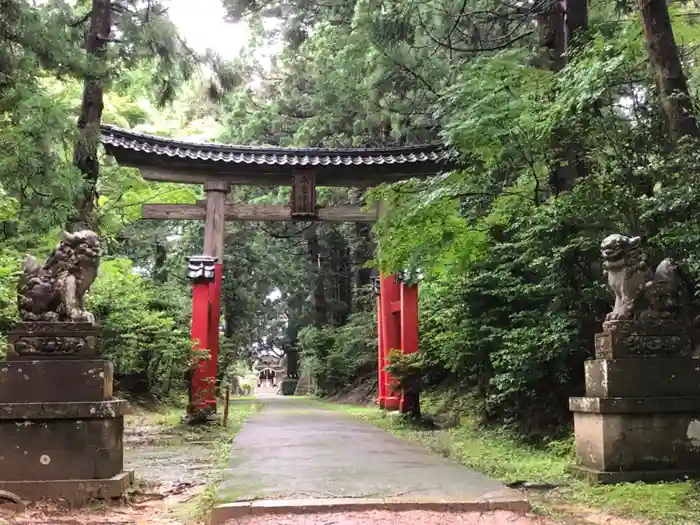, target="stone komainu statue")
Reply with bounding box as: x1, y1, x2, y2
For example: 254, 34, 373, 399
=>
600, 234, 695, 324
18, 230, 101, 324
